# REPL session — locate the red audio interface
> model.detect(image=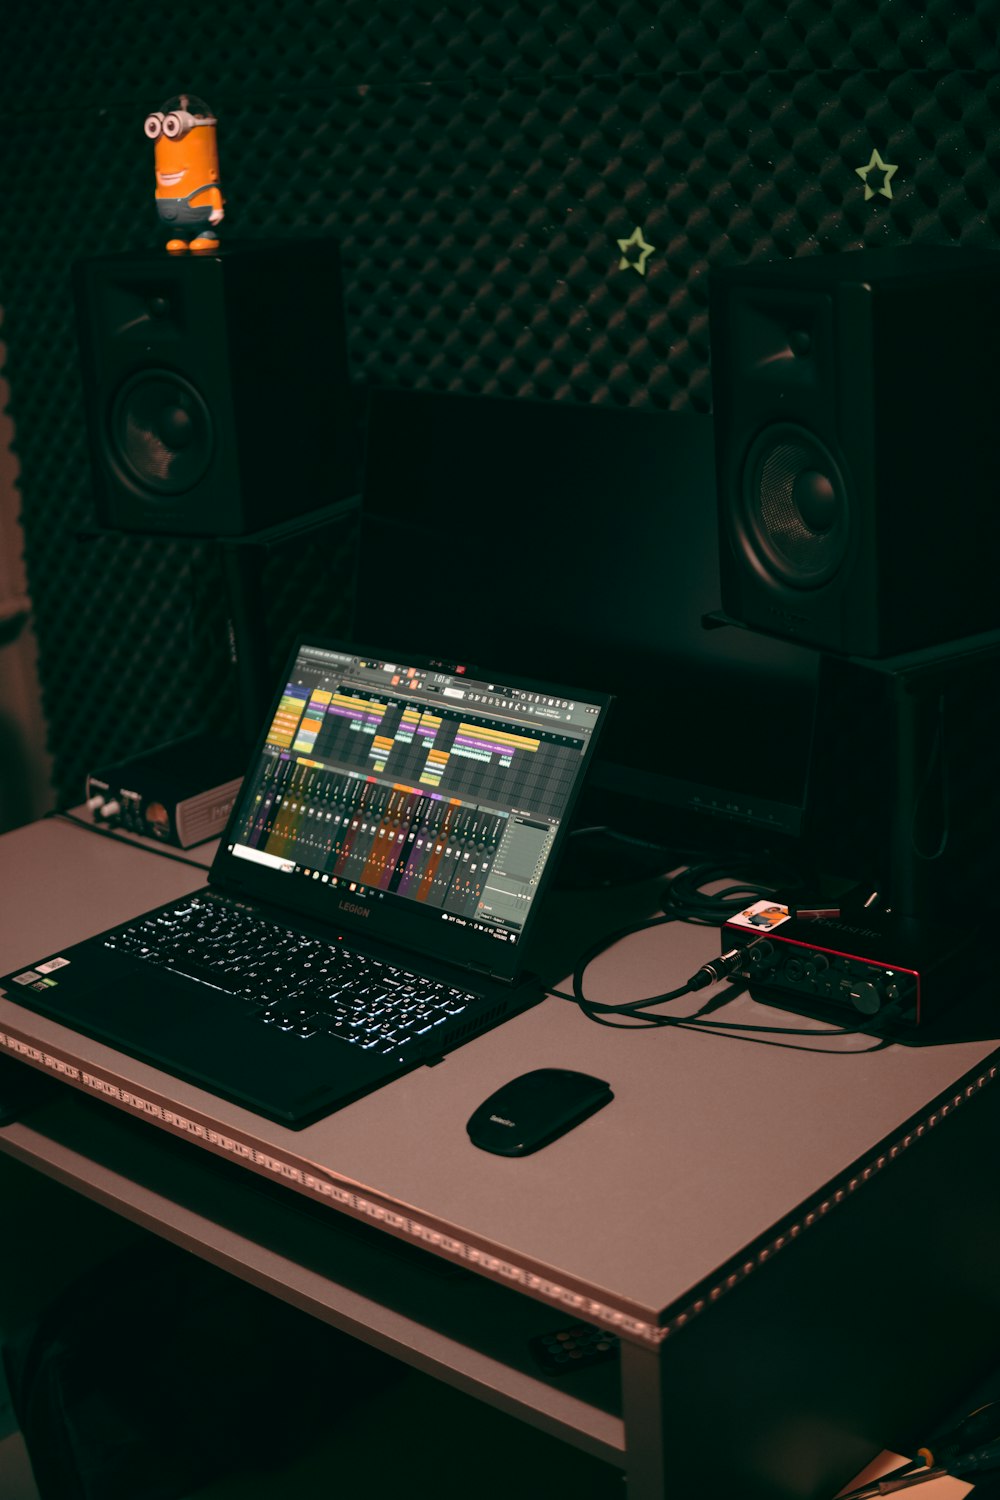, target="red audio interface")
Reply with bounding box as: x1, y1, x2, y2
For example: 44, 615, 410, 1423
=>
722, 901, 976, 1029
